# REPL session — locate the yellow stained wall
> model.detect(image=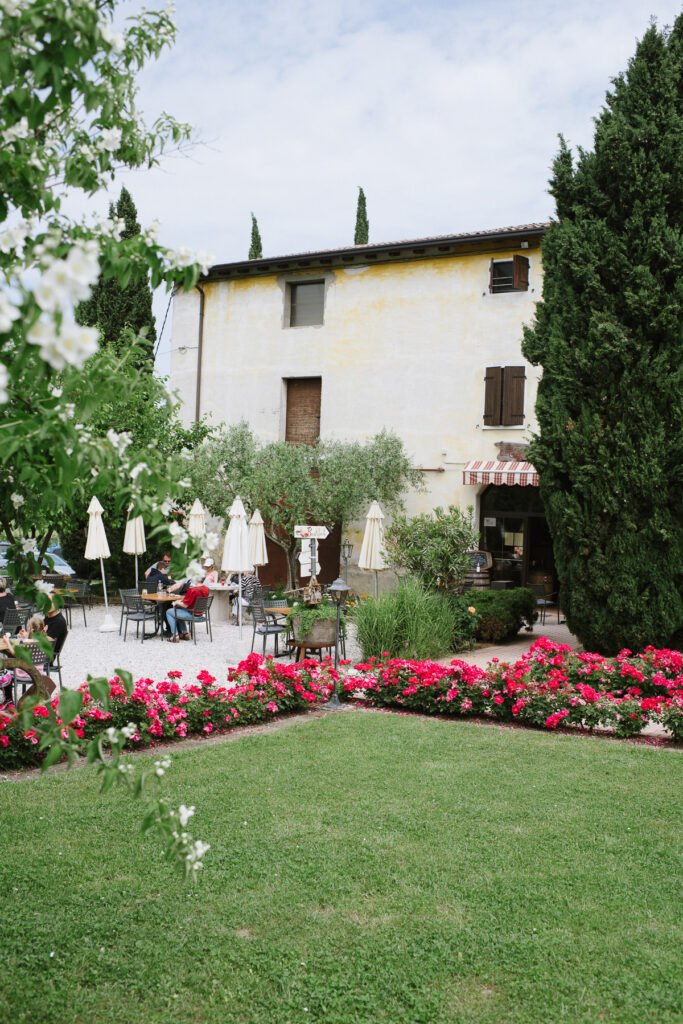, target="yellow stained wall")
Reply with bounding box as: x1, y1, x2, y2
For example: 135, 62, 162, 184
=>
170, 248, 542, 521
